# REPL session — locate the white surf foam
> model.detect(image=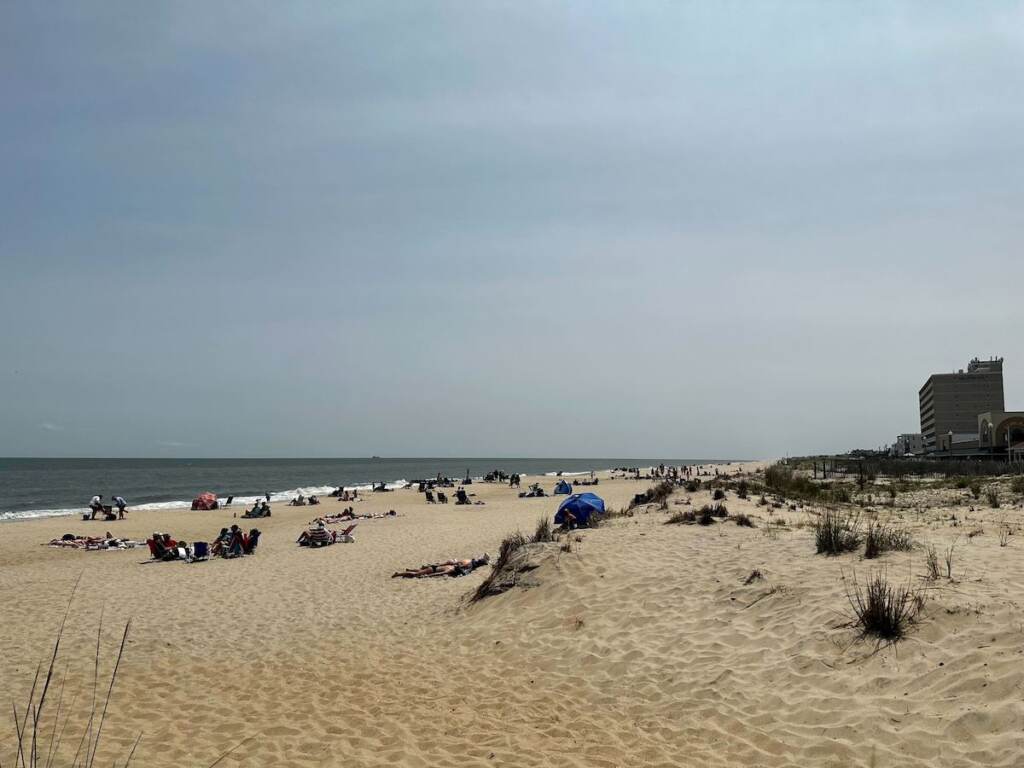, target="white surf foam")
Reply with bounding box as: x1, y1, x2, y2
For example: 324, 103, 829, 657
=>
0, 479, 414, 522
